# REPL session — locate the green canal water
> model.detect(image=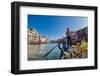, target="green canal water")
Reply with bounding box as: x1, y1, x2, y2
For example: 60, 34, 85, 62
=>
28, 43, 62, 60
